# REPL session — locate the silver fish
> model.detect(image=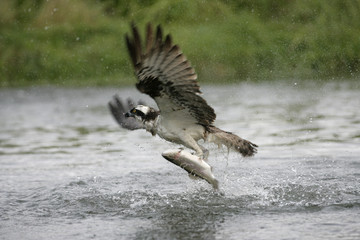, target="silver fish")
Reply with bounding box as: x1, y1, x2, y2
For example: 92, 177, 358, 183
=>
162, 149, 219, 189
